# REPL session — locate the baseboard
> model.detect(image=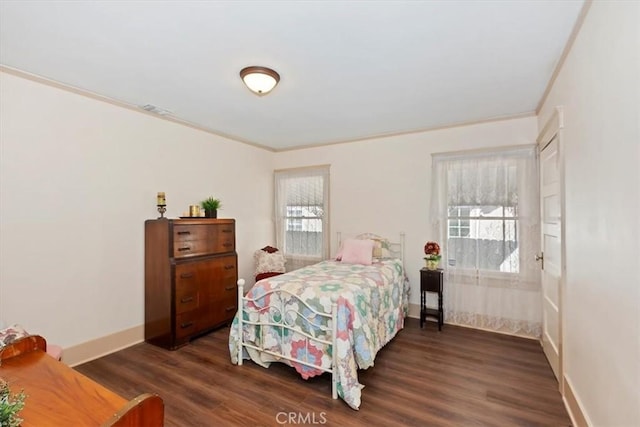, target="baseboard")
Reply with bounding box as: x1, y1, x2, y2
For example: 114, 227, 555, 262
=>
408, 303, 540, 340
563, 375, 591, 427
62, 324, 144, 367
408, 302, 420, 319
407, 302, 441, 325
